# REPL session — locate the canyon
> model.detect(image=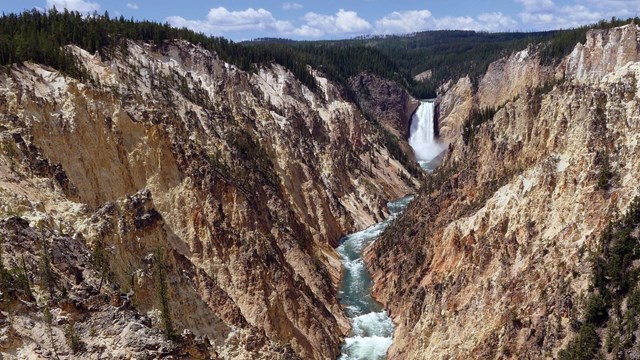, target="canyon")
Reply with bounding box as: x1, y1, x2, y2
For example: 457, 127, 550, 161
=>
0, 39, 417, 359
367, 23, 640, 359
1, 13, 640, 360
